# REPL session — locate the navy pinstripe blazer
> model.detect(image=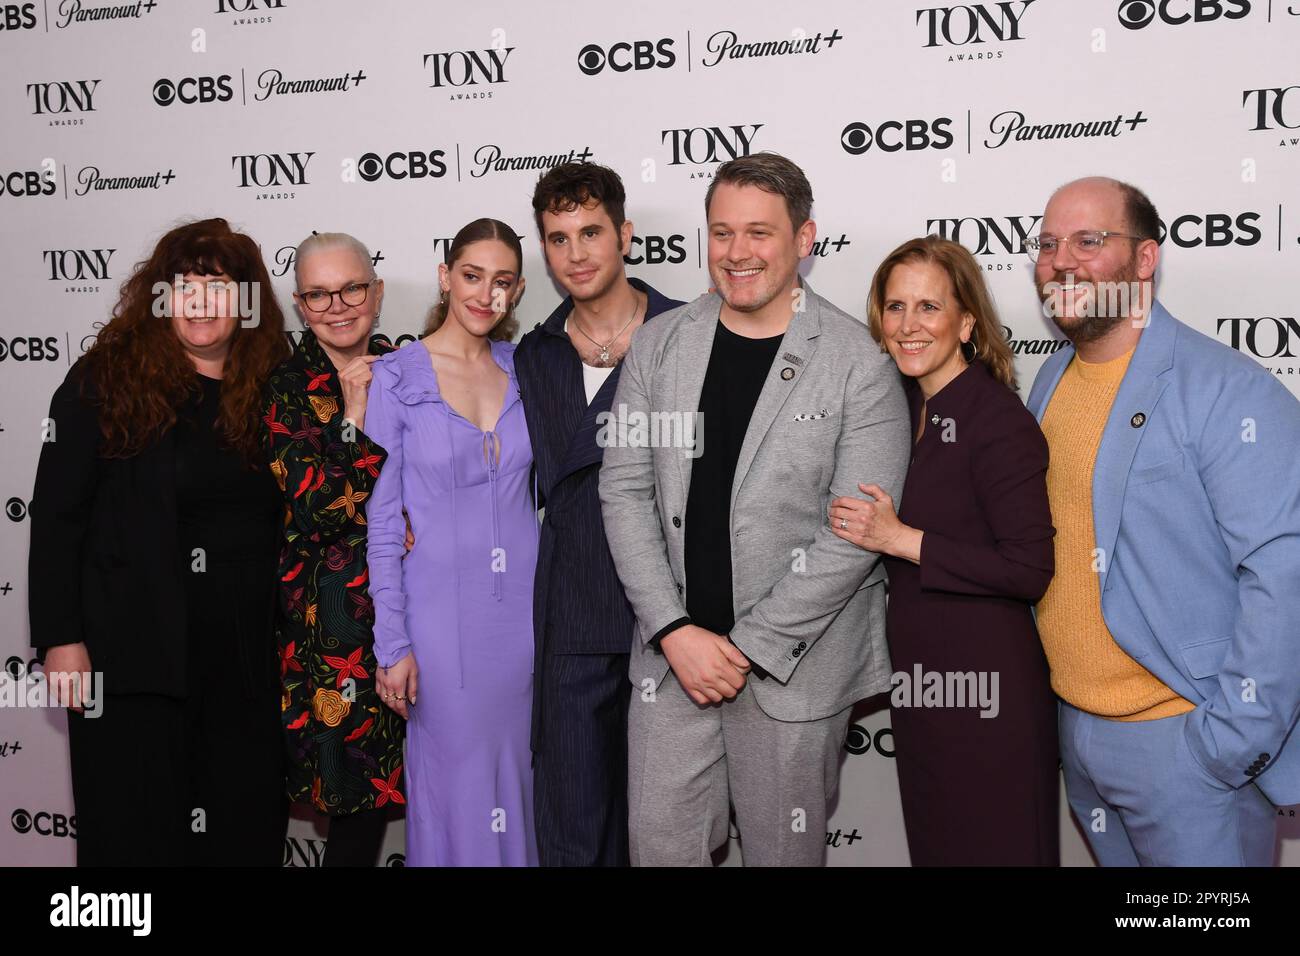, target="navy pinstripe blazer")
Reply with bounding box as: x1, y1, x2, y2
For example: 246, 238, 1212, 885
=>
515, 278, 683, 663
